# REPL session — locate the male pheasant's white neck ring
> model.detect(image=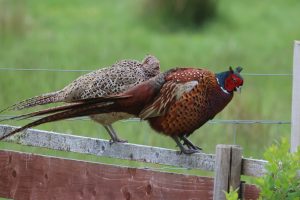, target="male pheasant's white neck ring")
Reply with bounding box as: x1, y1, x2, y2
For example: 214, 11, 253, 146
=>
216, 77, 230, 94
